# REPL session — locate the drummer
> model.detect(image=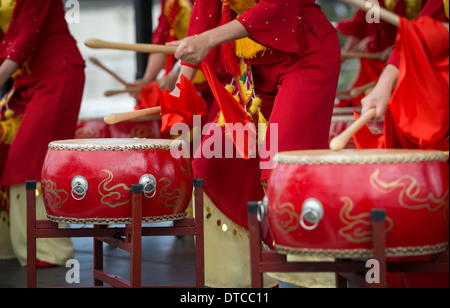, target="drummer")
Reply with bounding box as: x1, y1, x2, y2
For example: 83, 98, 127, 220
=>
336, 0, 425, 107
129, 0, 224, 123
359, 0, 449, 288
167, 0, 341, 288
0, 0, 85, 267
361, 0, 449, 148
